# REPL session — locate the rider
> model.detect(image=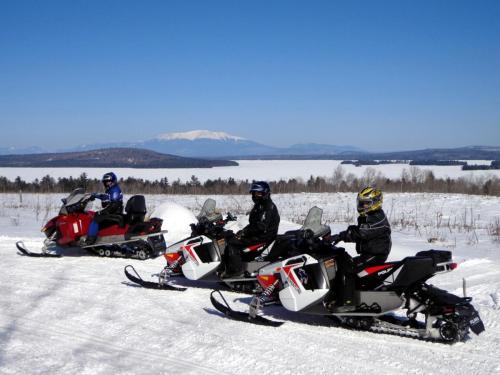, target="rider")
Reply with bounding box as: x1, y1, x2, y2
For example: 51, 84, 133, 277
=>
221, 181, 280, 278
330, 186, 392, 312
84, 172, 124, 245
